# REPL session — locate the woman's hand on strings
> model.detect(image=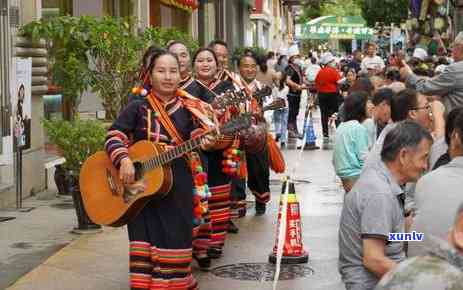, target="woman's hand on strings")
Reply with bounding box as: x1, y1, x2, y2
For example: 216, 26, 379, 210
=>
200, 133, 217, 151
